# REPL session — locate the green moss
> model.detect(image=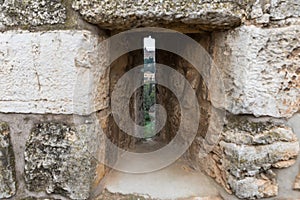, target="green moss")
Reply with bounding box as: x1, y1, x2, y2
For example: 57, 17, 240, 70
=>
0, 122, 9, 132
224, 116, 274, 134
268, 131, 281, 138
